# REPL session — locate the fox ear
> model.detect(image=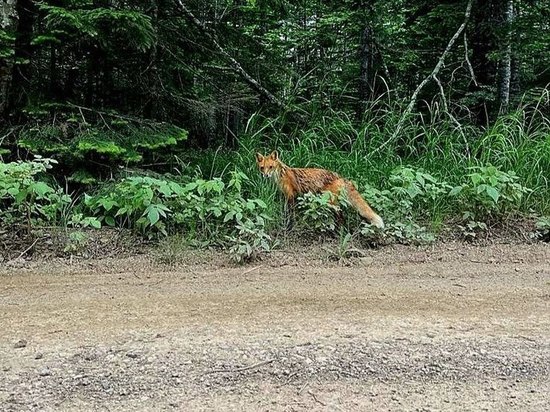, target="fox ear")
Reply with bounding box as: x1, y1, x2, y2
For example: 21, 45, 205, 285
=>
255, 152, 264, 162
270, 150, 279, 160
